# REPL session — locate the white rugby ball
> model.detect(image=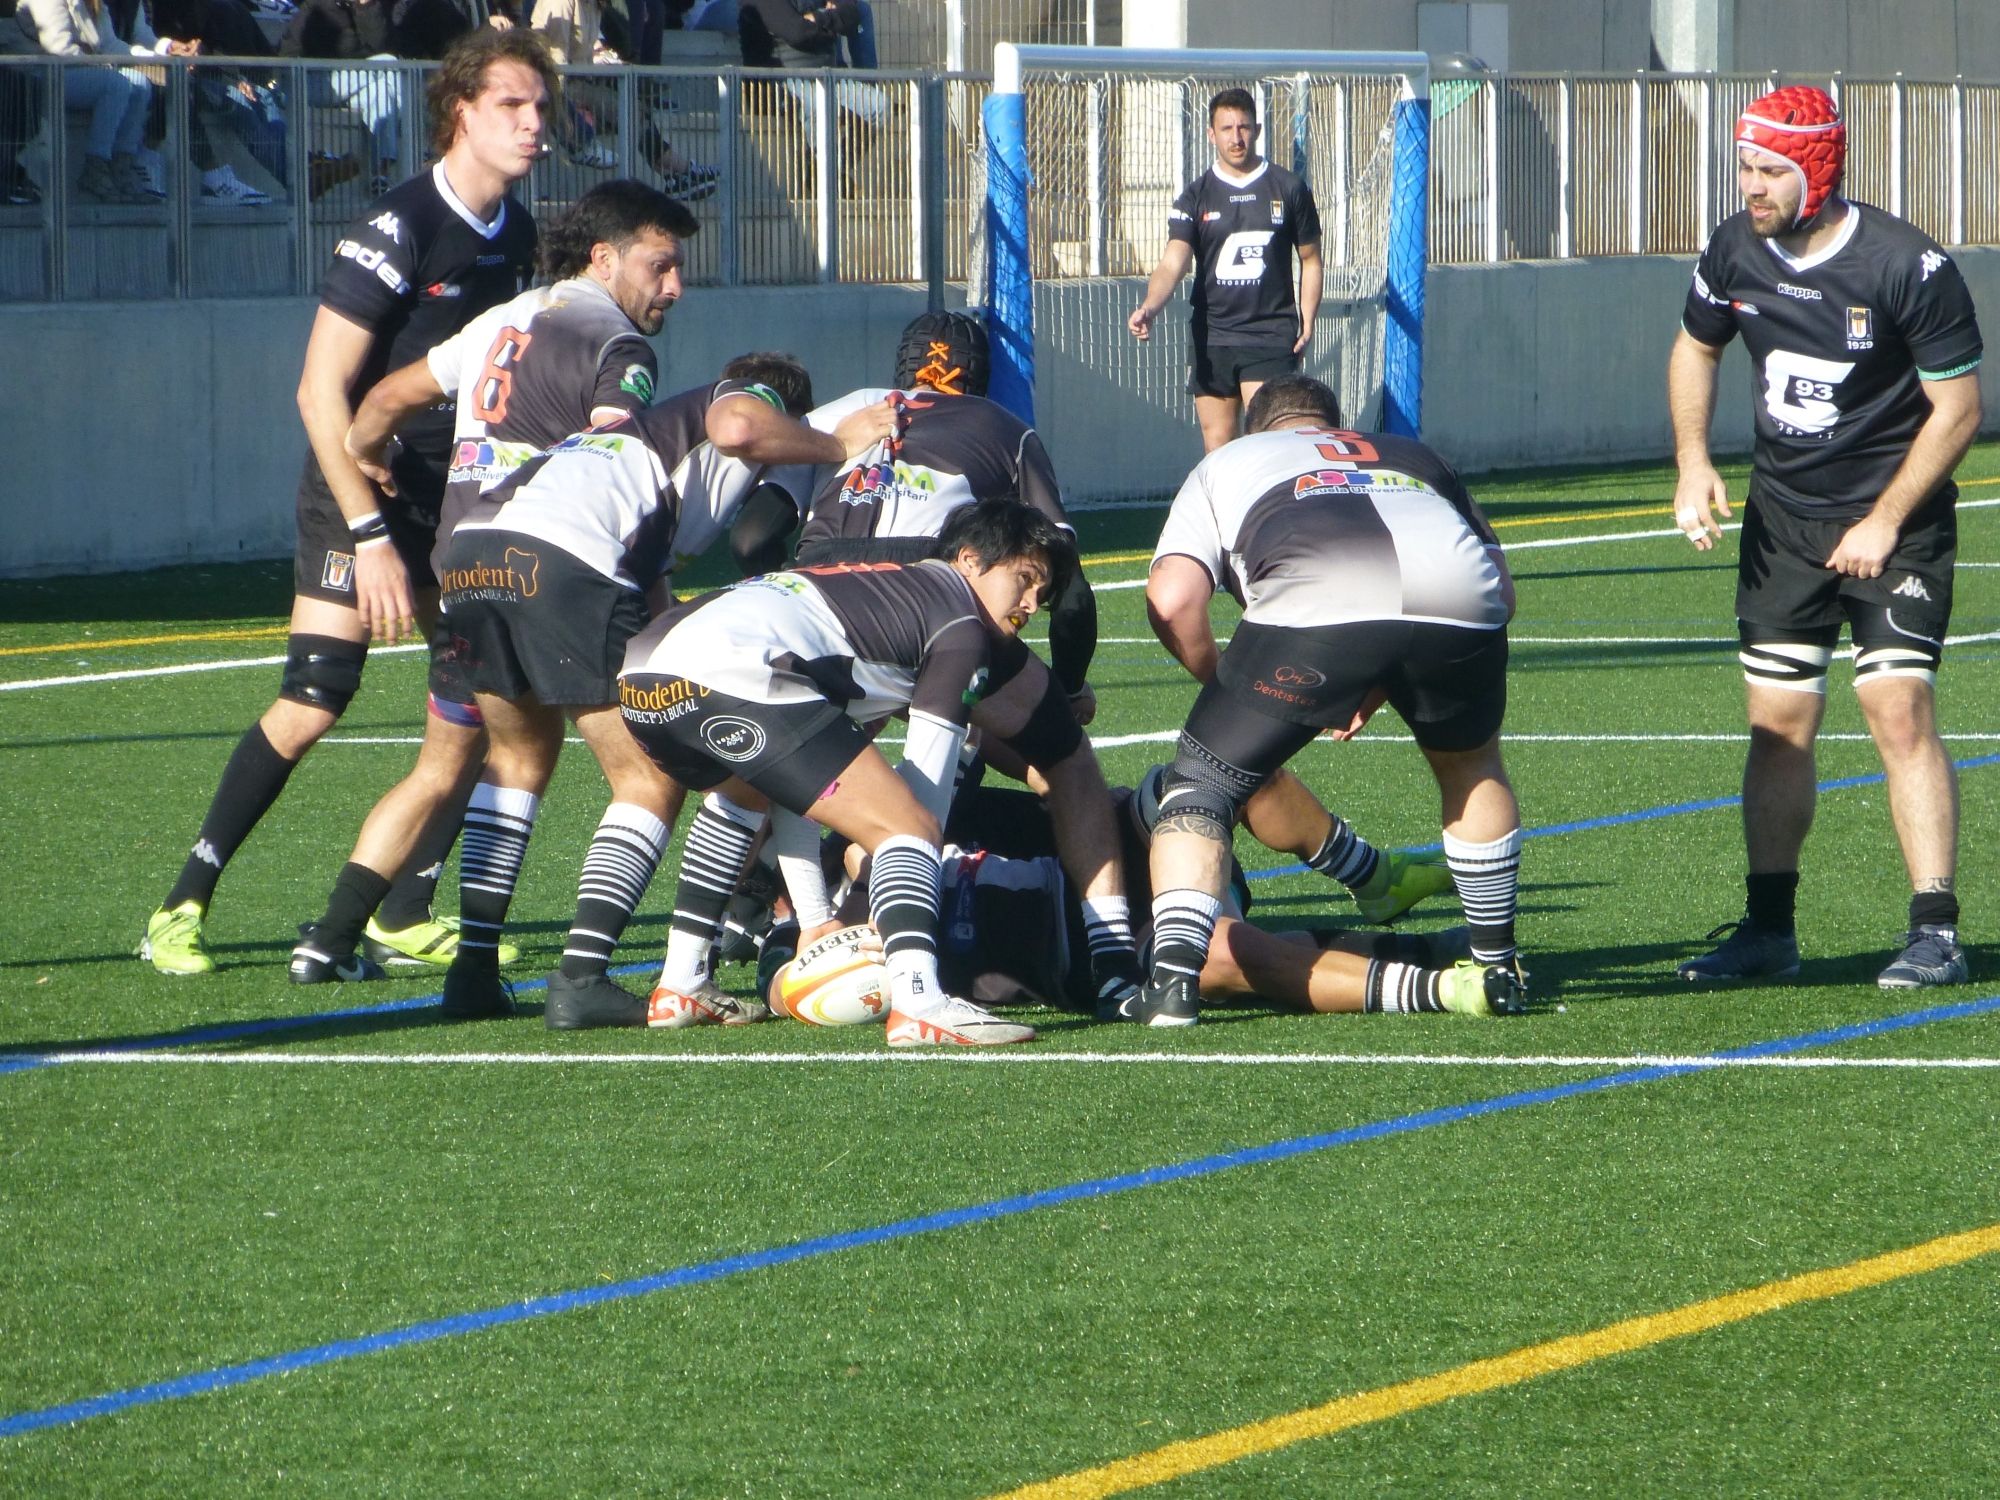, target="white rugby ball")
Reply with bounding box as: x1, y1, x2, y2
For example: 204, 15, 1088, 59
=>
774, 924, 890, 1027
